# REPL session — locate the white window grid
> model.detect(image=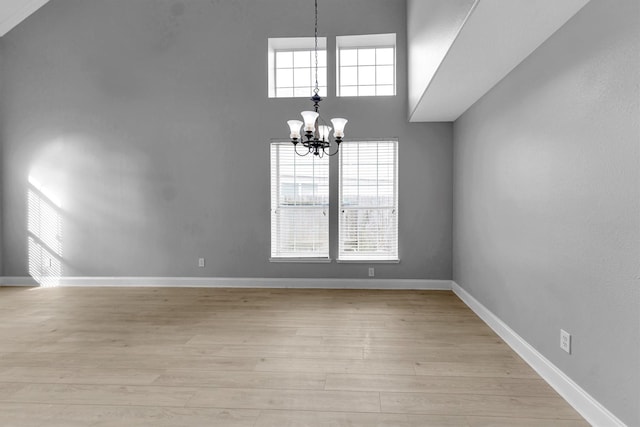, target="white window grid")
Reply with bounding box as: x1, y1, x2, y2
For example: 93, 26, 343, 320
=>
274, 49, 327, 98
338, 46, 395, 97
